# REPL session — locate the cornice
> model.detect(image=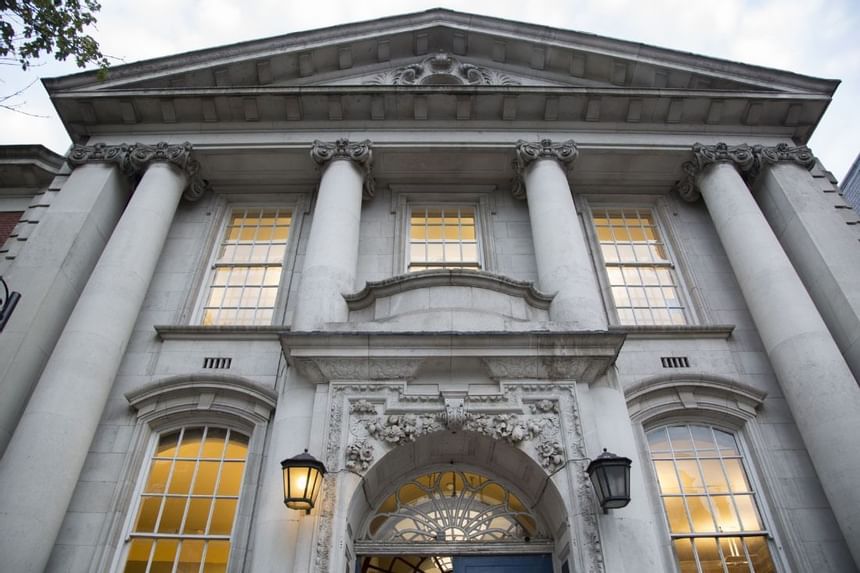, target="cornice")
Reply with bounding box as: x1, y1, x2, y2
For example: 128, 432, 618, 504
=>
311, 138, 374, 198
67, 142, 211, 201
